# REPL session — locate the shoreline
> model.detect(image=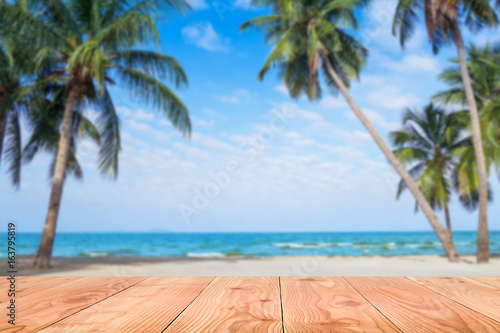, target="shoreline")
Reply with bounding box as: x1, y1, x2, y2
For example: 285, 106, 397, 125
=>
6, 254, 500, 277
